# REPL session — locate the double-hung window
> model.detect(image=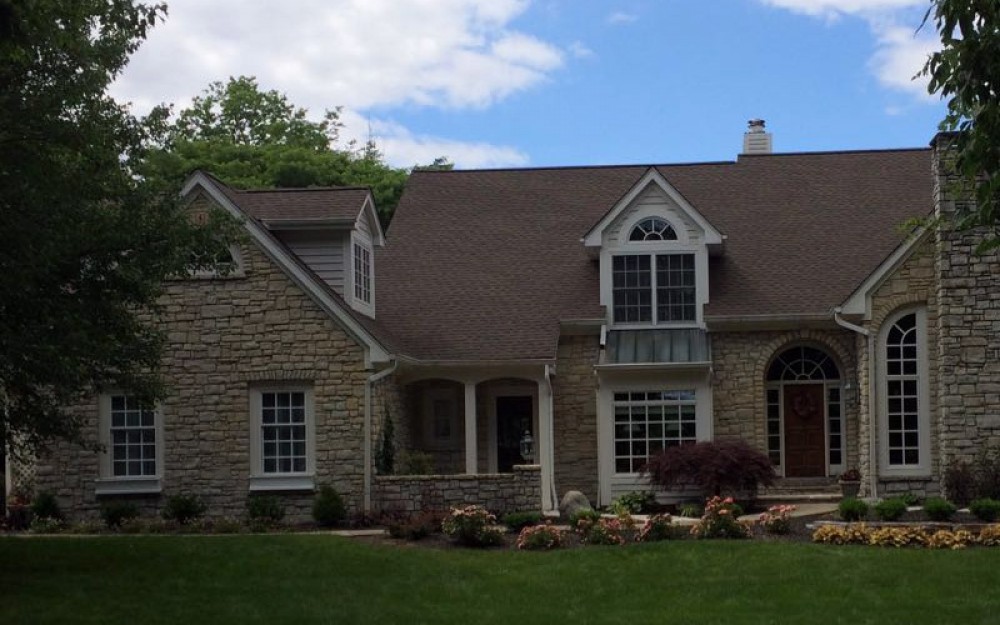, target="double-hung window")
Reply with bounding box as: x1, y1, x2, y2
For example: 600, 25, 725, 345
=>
96, 394, 162, 494
250, 387, 315, 491
612, 253, 695, 324
353, 242, 372, 305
